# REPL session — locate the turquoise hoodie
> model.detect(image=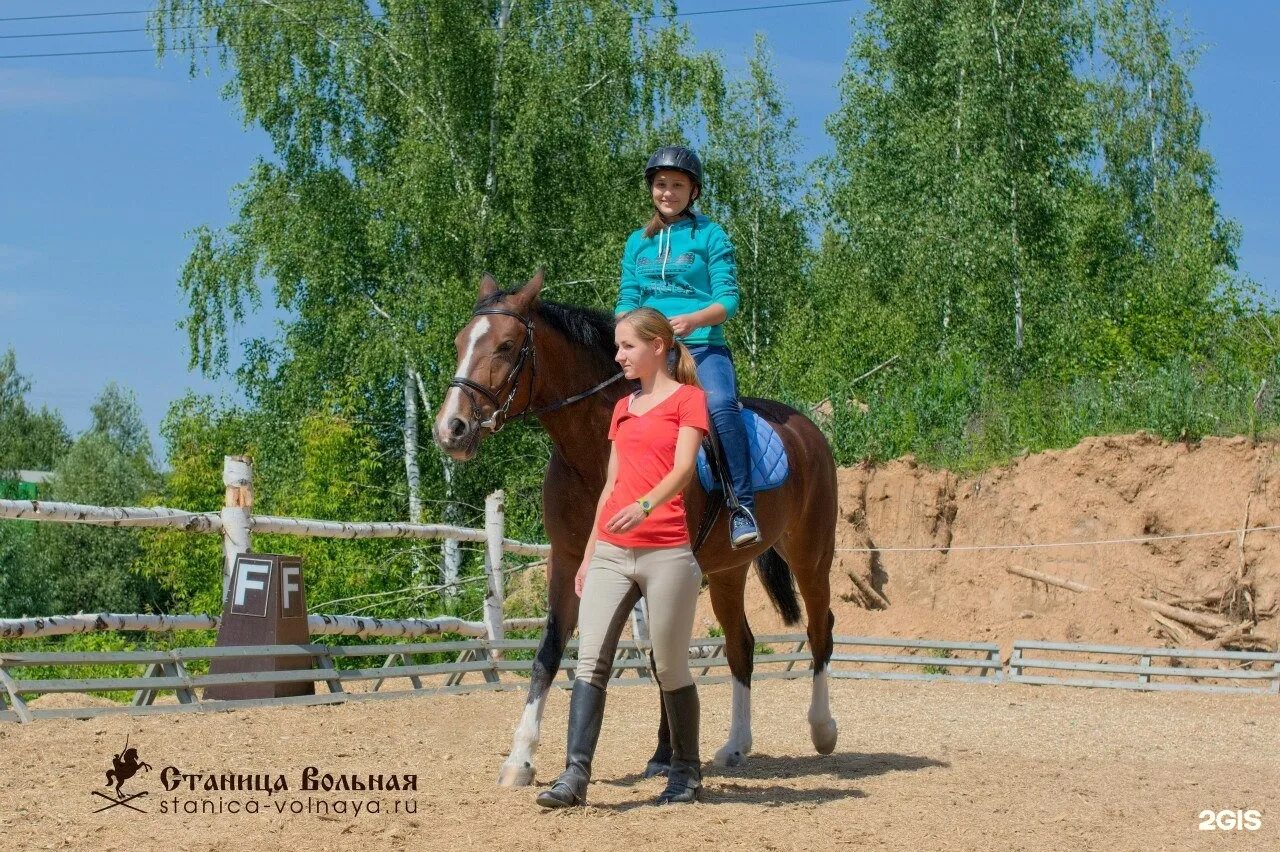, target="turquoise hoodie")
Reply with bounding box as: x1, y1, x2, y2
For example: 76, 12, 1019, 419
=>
615, 214, 739, 347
